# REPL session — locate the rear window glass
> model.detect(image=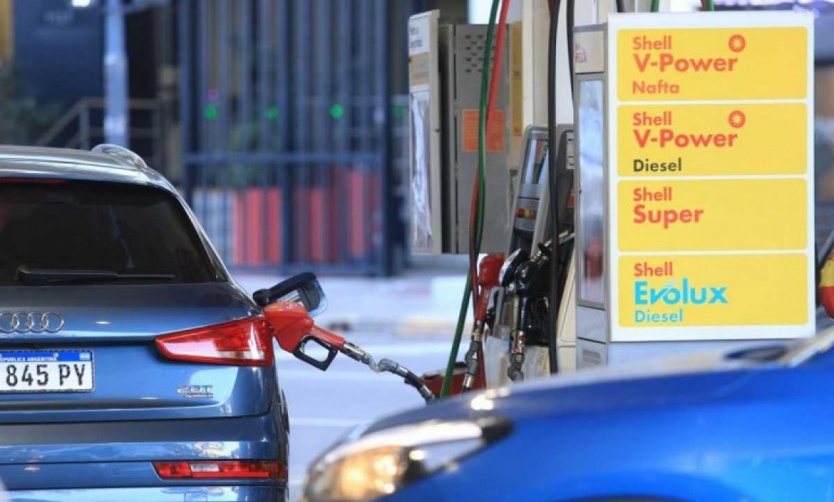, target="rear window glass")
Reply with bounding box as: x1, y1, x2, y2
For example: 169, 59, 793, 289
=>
0, 181, 220, 285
